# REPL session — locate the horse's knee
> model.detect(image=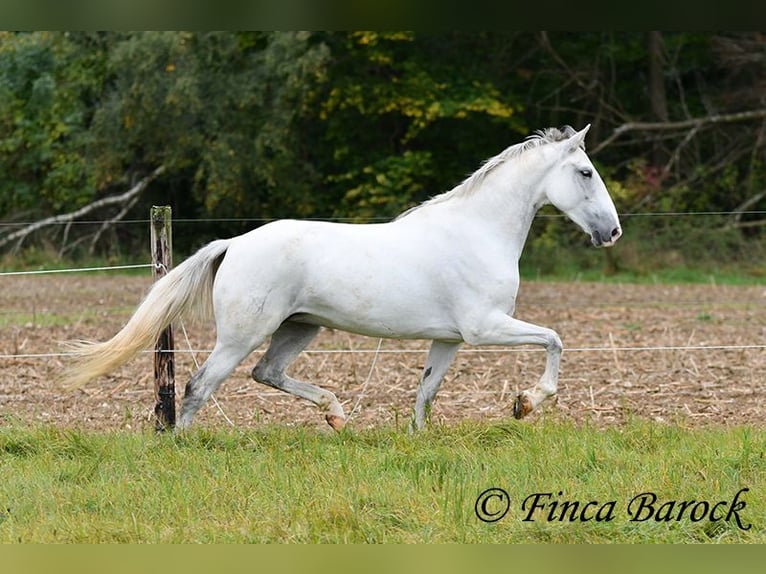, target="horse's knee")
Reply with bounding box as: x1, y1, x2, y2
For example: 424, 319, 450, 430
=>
546, 331, 563, 354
